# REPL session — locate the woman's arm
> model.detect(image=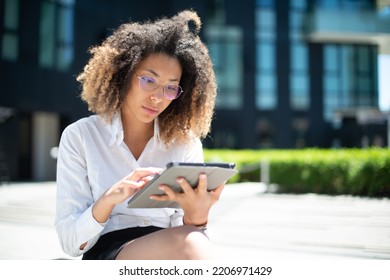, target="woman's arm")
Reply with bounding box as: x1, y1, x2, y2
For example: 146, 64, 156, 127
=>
92, 168, 161, 223
55, 124, 160, 256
